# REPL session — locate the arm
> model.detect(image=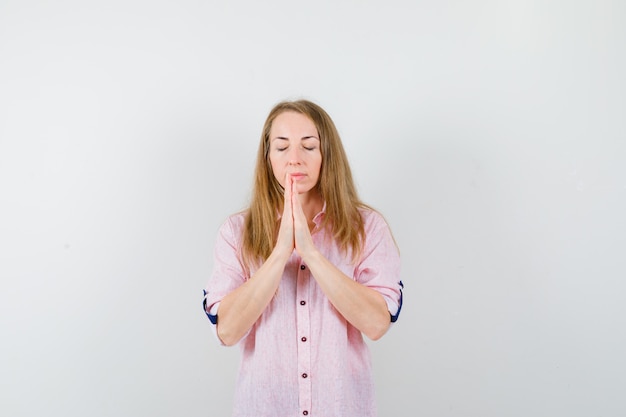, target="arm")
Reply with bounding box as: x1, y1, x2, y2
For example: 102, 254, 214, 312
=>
302, 250, 391, 340
291, 179, 394, 341
215, 177, 297, 346
215, 249, 290, 346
